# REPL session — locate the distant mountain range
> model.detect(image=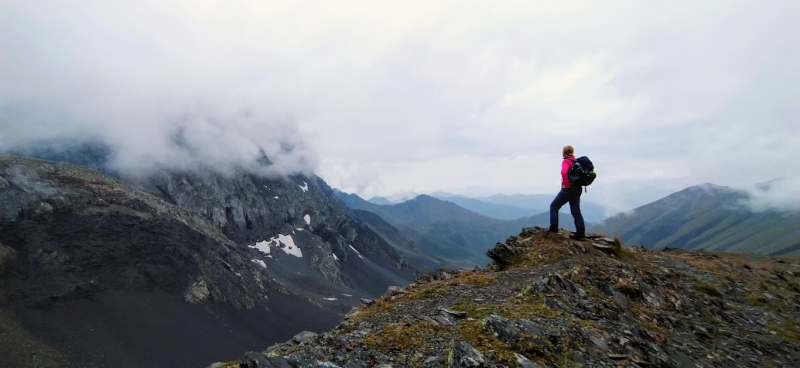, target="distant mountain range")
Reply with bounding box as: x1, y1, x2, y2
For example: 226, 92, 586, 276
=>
369, 192, 607, 223
432, 193, 606, 223
367, 196, 392, 205
592, 183, 800, 257
334, 192, 577, 268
